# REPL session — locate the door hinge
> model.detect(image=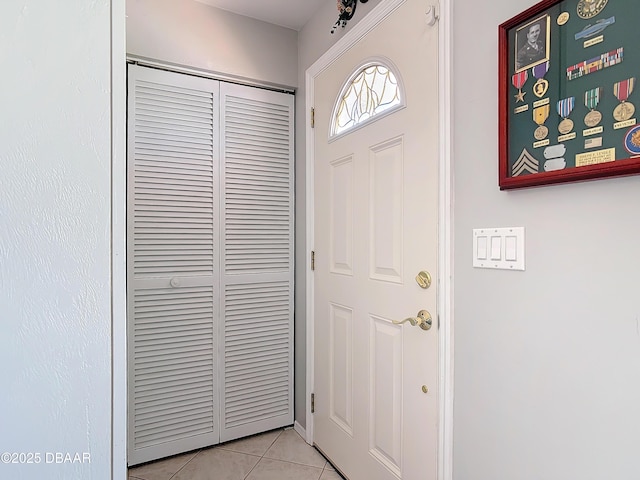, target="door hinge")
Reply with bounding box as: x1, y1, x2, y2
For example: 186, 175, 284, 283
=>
311, 107, 315, 128
311, 251, 315, 271
311, 393, 315, 413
